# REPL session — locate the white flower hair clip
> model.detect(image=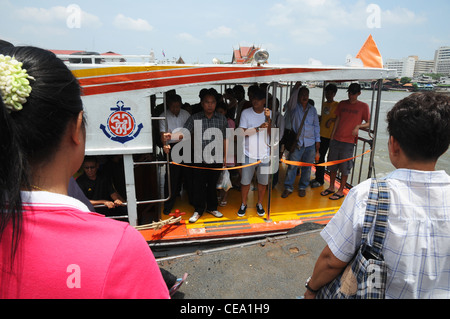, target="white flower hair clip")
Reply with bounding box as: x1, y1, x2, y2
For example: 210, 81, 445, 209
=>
0, 54, 35, 112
